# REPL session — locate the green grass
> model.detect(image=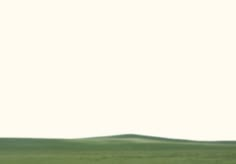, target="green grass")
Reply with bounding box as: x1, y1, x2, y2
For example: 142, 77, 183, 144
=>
0, 134, 236, 164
